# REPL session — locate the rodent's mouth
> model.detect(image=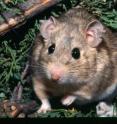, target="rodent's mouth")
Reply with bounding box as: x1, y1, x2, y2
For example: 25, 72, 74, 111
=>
49, 77, 65, 84
47, 72, 79, 84
50, 76, 77, 84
